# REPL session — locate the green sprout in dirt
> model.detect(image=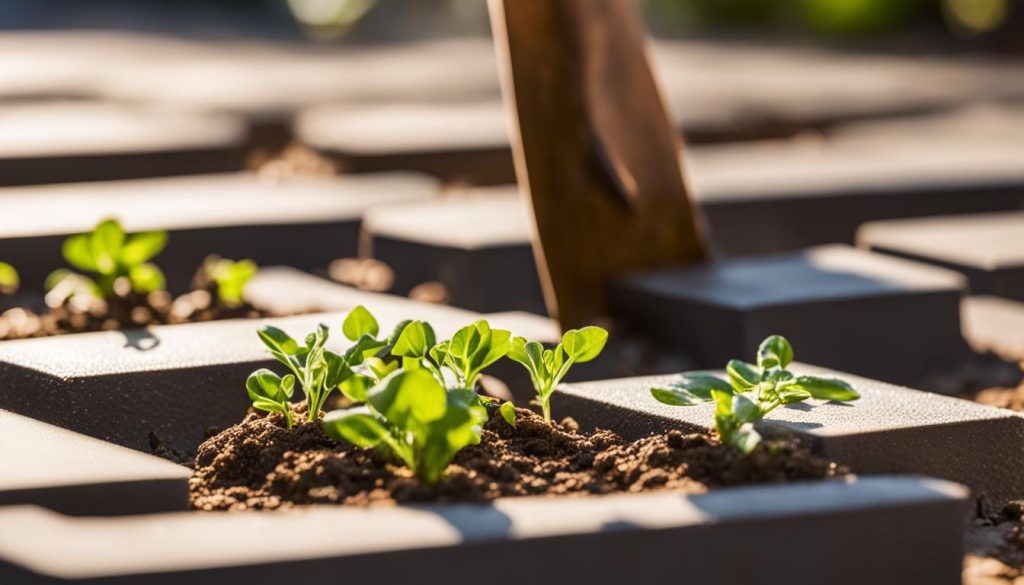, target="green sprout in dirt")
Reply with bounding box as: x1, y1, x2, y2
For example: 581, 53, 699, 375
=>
320, 311, 514, 483
0, 262, 18, 295
248, 305, 387, 427
649, 335, 860, 453
508, 326, 609, 423
384, 318, 512, 390
46, 219, 167, 303
322, 368, 488, 484
203, 257, 258, 307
